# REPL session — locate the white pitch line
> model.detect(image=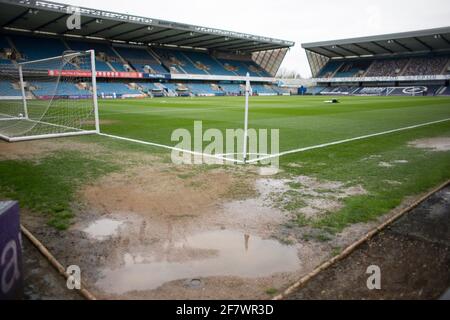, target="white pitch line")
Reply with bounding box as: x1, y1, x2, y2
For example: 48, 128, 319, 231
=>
99, 132, 244, 164
247, 117, 450, 164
